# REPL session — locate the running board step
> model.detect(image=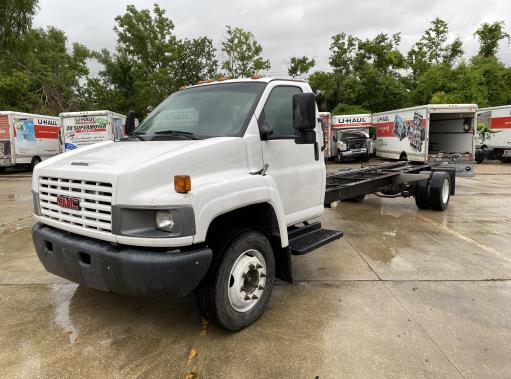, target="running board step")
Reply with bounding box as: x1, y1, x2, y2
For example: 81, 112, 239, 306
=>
289, 227, 343, 256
